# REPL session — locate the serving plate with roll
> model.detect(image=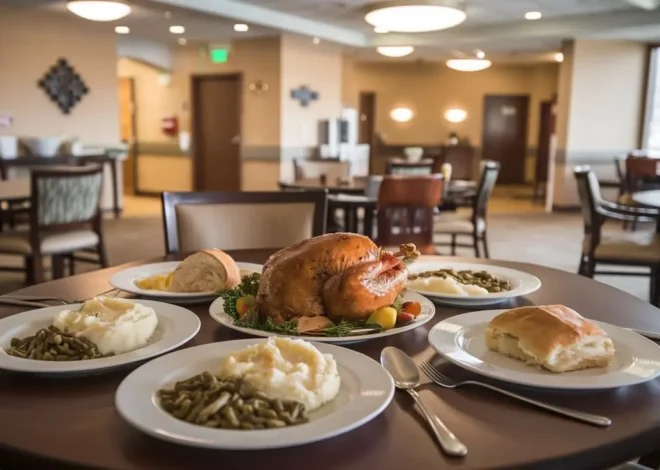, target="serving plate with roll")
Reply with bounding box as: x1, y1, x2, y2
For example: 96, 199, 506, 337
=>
406, 257, 541, 307
110, 250, 262, 305
428, 305, 660, 389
